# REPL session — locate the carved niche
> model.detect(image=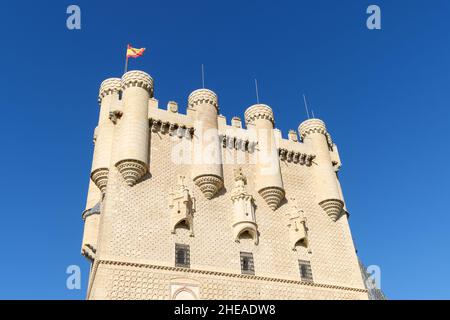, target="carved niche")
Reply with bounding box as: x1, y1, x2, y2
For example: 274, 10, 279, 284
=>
231, 168, 258, 244
286, 198, 311, 252
168, 175, 196, 236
